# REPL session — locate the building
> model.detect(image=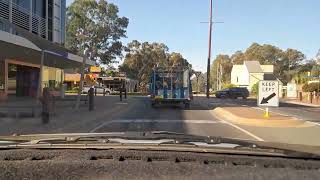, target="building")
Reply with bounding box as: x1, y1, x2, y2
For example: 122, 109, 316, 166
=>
231, 61, 279, 91
0, 0, 66, 44
0, 0, 94, 98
